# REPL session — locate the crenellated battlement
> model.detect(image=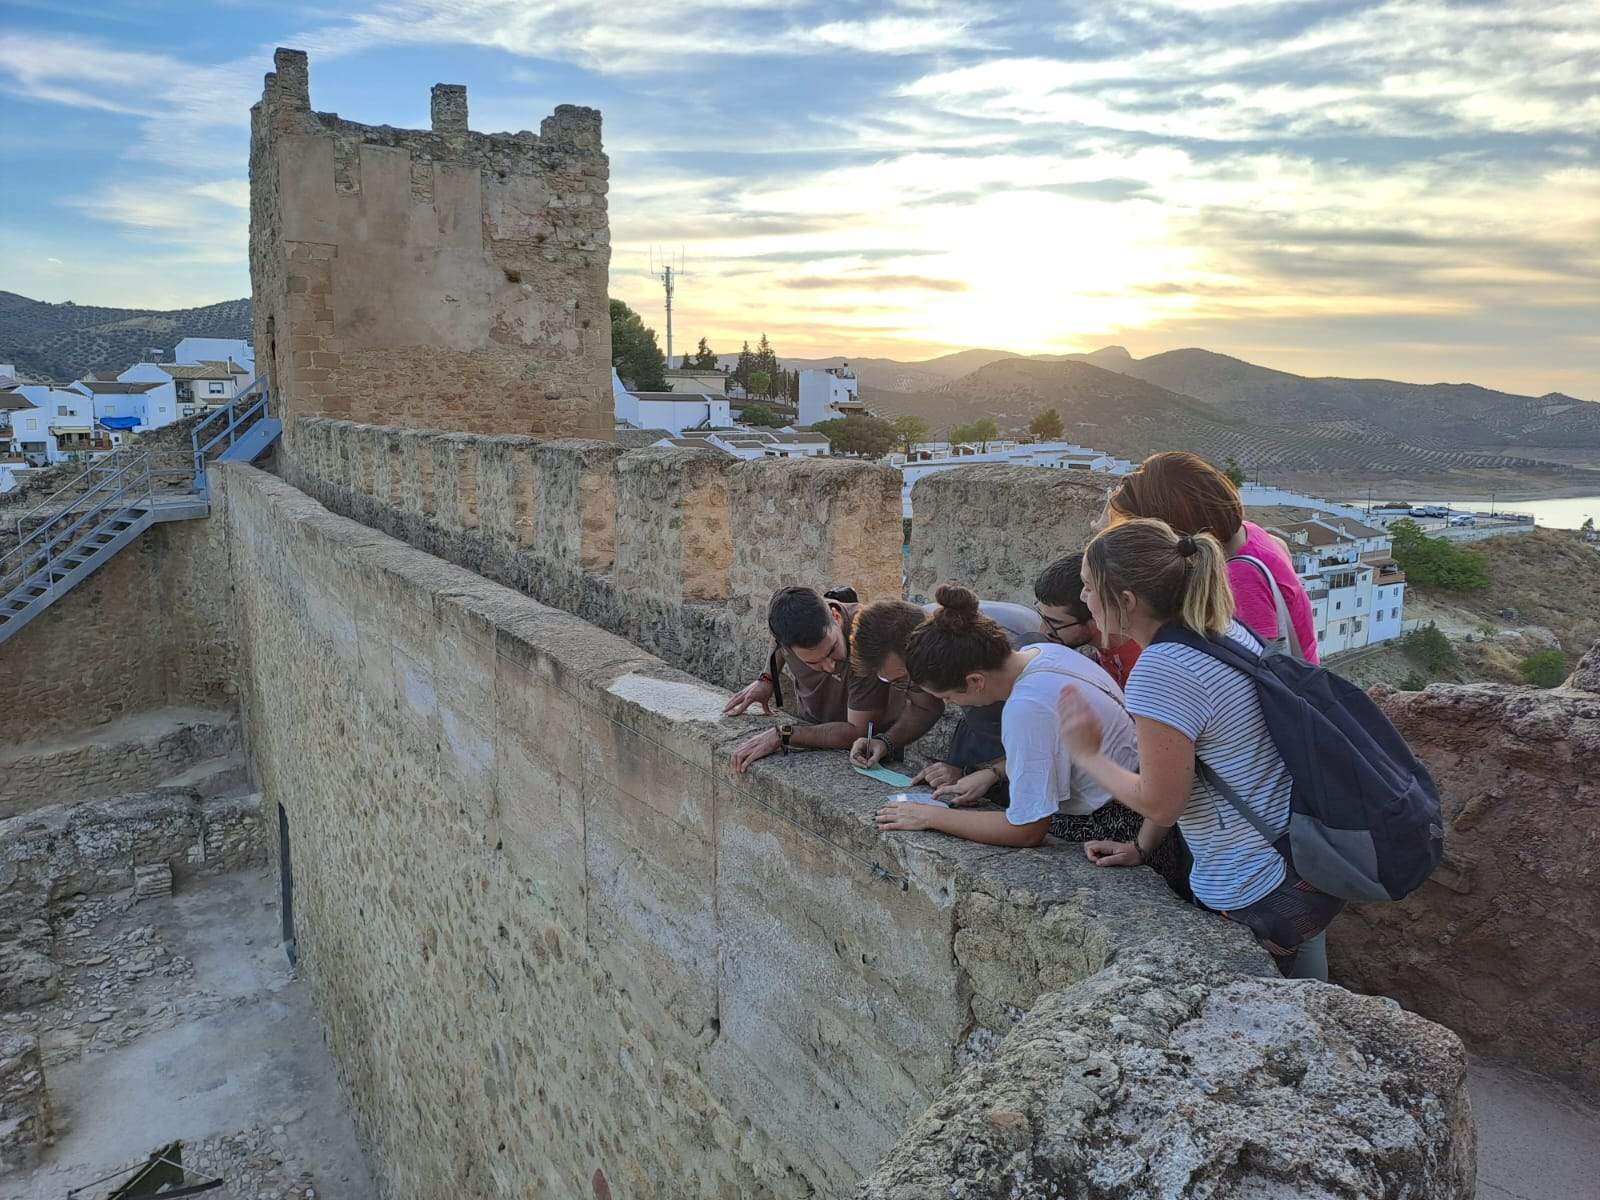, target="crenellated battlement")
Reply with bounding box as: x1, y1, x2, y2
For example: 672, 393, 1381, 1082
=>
249, 48, 612, 445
